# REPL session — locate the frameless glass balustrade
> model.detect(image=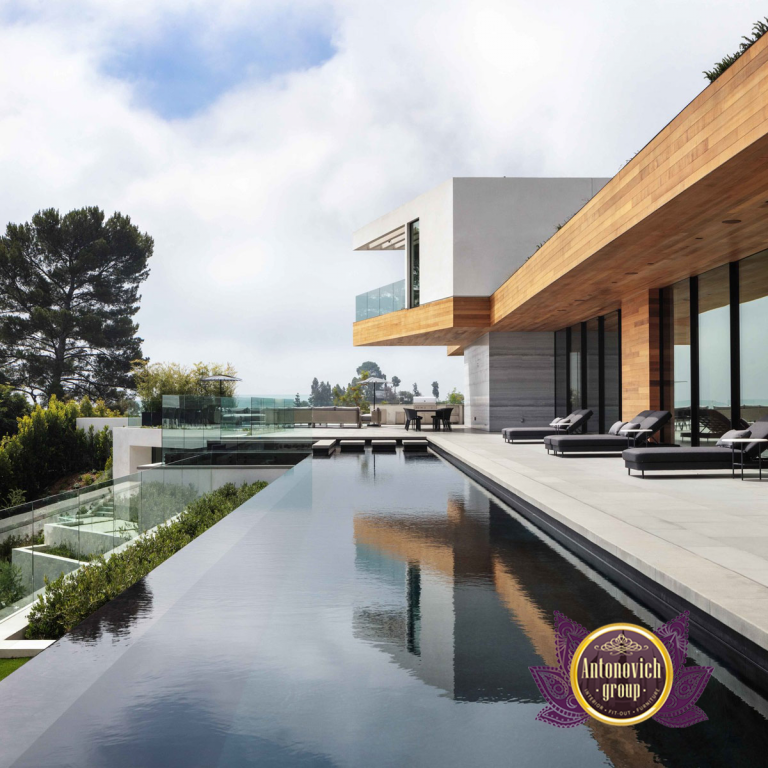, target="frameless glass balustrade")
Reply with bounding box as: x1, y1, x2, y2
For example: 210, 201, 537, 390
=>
355, 279, 406, 321
0, 460, 218, 624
